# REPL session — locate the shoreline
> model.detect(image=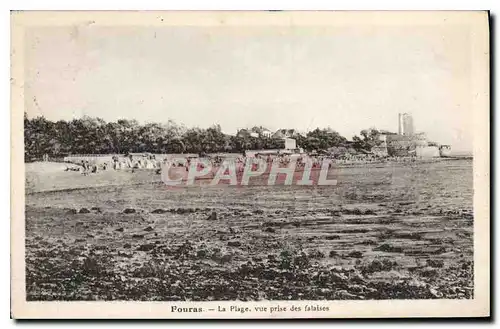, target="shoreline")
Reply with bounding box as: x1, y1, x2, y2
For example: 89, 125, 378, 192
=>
25, 158, 473, 194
